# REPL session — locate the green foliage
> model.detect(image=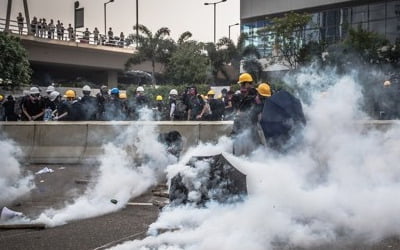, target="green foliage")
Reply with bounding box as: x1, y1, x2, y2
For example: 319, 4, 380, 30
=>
126, 25, 173, 85
263, 12, 312, 69
165, 42, 209, 85
0, 32, 32, 90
